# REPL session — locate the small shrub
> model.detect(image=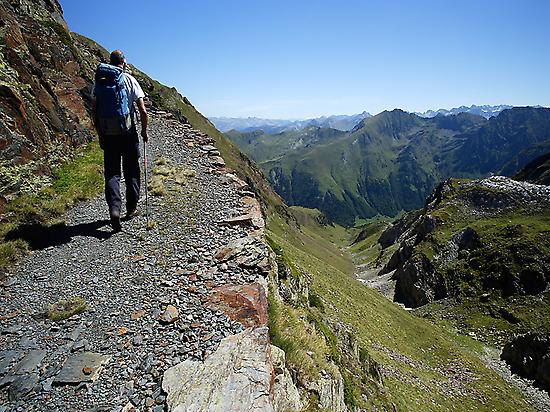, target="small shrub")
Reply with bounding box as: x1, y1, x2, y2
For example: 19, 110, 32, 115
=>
308, 291, 325, 311
47, 297, 87, 321
174, 168, 196, 185
149, 175, 166, 196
